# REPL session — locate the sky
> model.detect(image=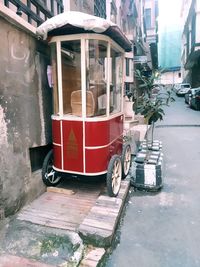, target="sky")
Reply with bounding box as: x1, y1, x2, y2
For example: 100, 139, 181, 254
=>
158, 0, 182, 29
158, 0, 183, 70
